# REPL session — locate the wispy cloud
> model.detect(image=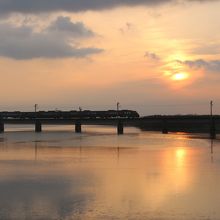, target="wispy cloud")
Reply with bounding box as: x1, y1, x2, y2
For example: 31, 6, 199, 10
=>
177, 59, 220, 73
144, 51, 160, 61
119, 22, 135, 34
